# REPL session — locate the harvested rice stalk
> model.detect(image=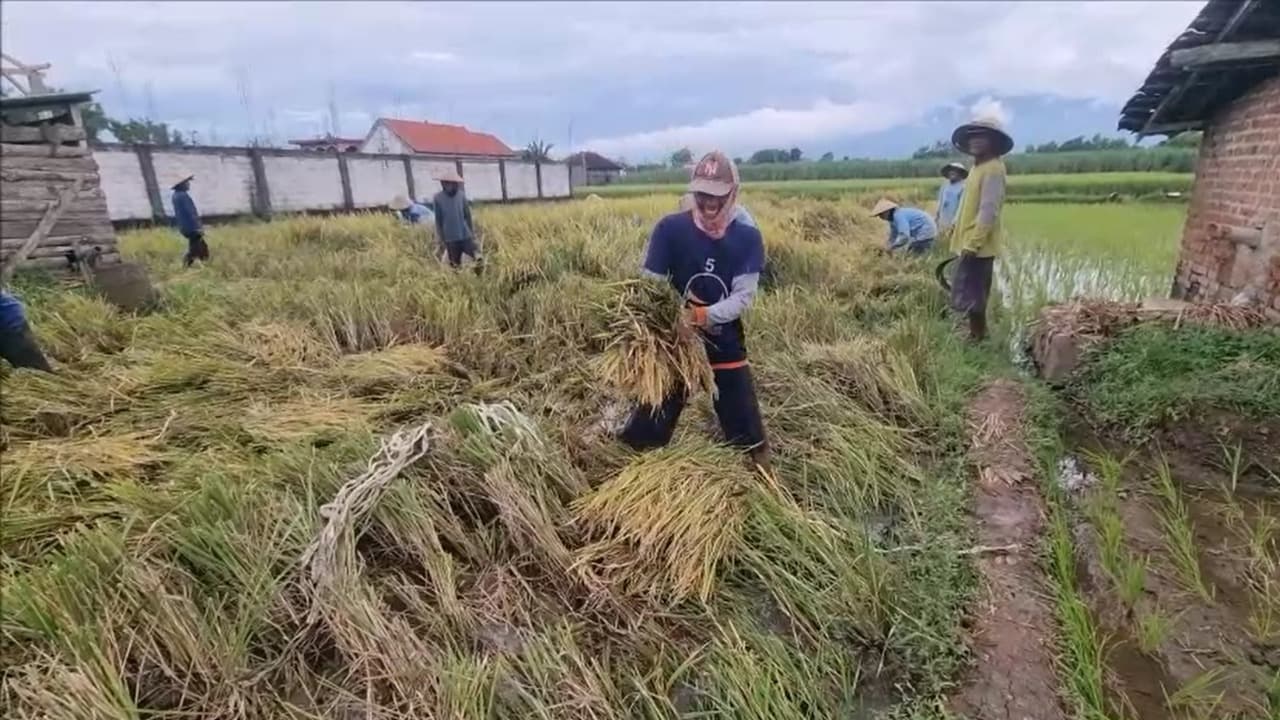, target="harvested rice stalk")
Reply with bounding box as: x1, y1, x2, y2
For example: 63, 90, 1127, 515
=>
596, 279, 714, 408
798, 339, 928, 422
573, 442, 747, 603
